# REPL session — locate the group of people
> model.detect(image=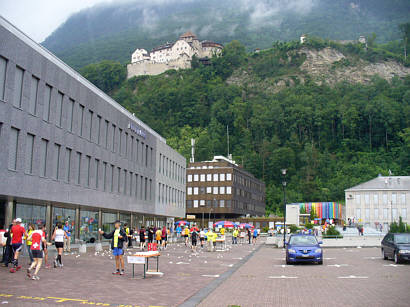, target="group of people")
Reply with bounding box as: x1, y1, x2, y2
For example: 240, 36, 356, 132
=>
1, 219, 73, 280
